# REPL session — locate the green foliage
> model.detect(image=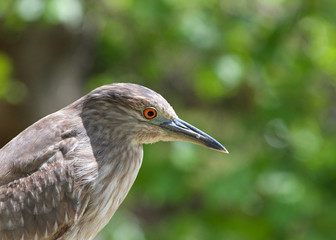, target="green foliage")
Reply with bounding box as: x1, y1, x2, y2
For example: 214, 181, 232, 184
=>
0, 53, 11, 97
2, 0, 336, 239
